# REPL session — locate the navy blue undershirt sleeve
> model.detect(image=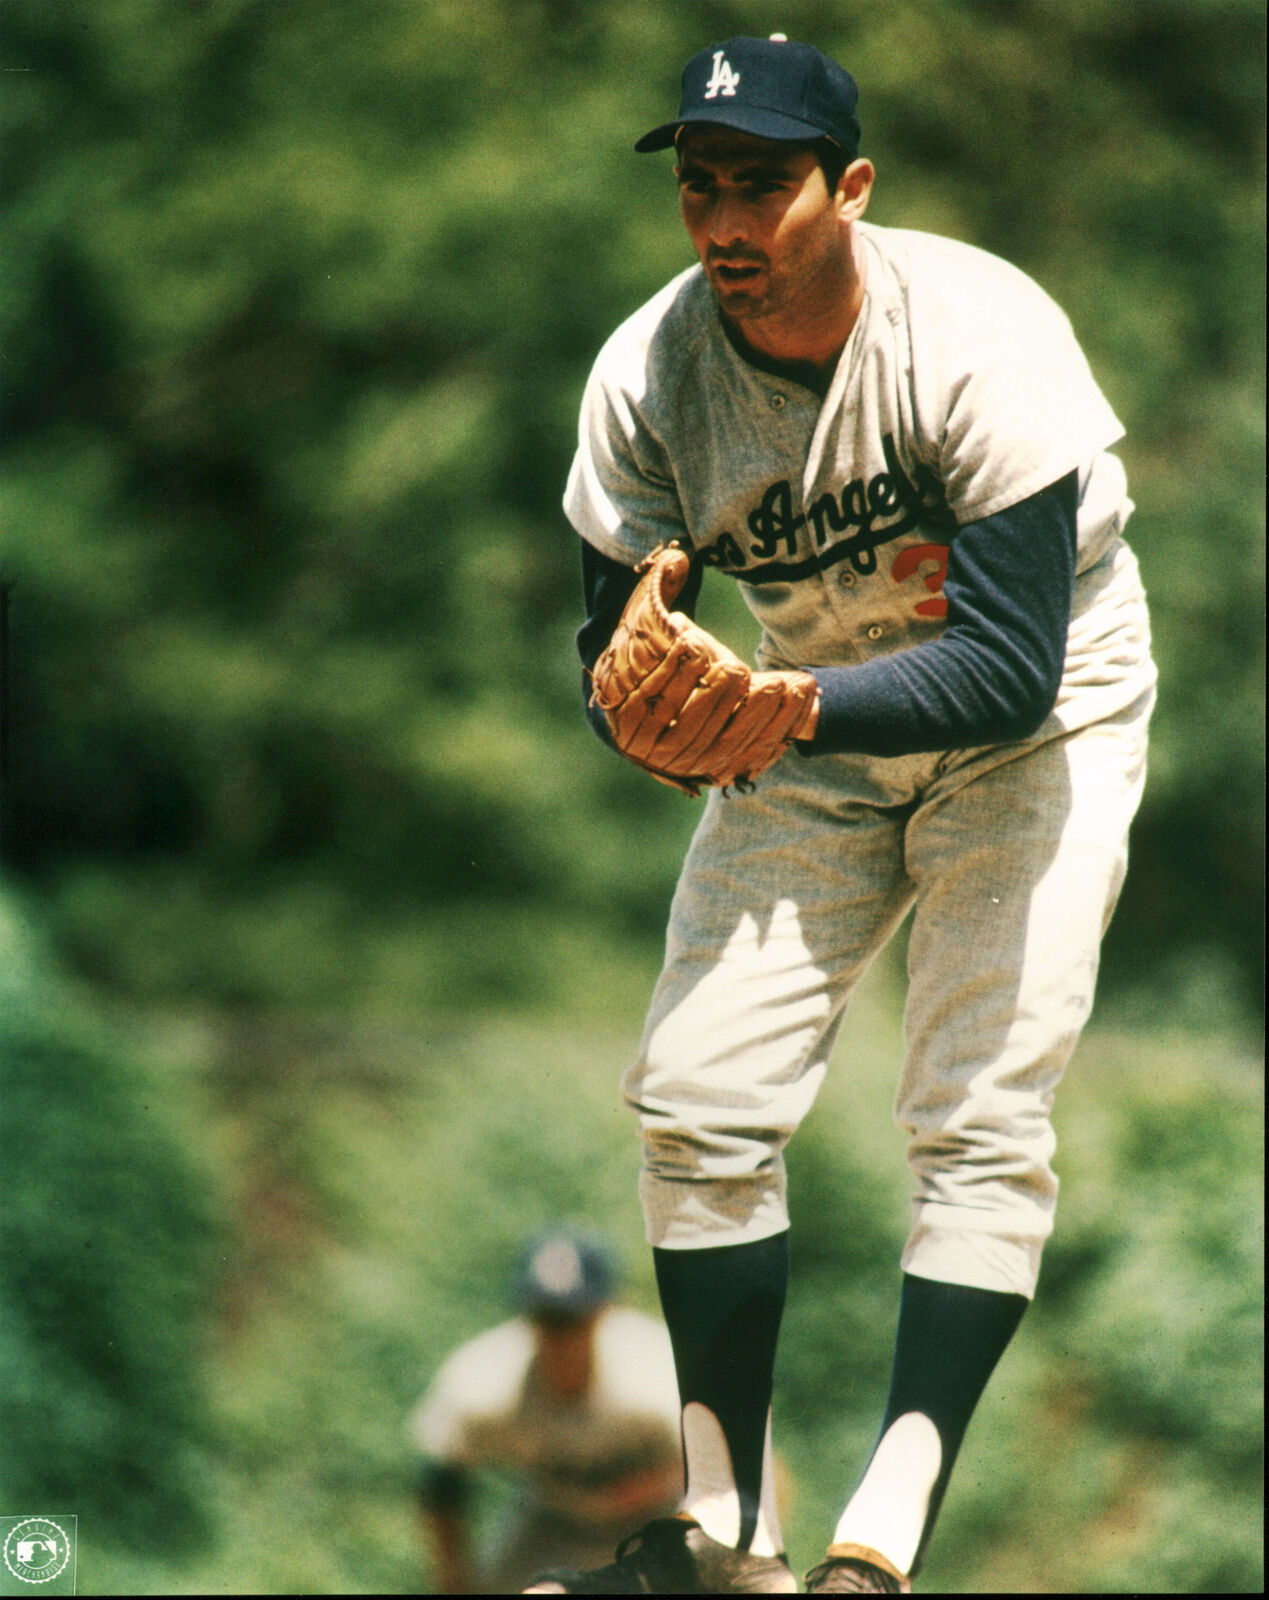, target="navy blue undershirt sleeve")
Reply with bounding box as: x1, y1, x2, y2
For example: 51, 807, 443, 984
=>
575, 471, 1076, 759
801, 471, 1077, 755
